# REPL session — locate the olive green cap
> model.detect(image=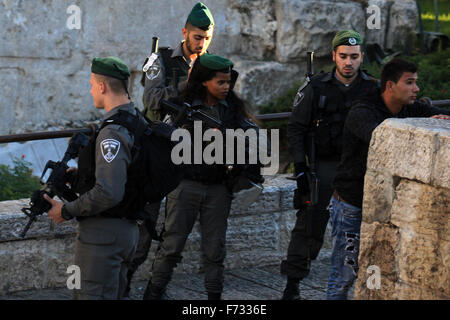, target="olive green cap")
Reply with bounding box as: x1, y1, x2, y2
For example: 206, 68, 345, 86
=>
91, 56, 131, 80
187, 2, 215, 30
199, 53, 233, 71
332, 30, 363, 49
